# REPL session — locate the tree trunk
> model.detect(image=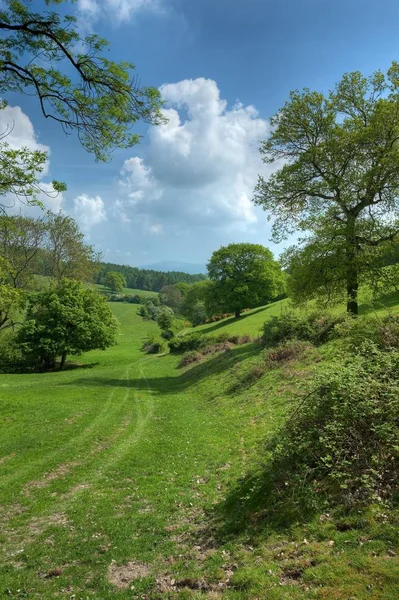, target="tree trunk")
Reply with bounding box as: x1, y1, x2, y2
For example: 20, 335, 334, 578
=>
235, 310, 241, 319
346, 217, 359, 315
60, 351, 67, 370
